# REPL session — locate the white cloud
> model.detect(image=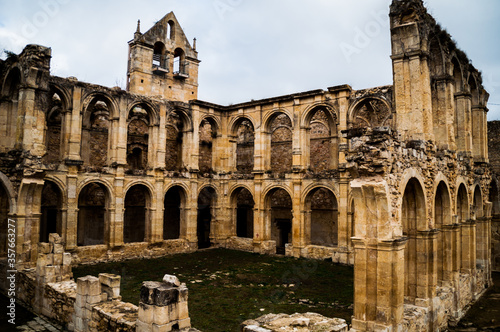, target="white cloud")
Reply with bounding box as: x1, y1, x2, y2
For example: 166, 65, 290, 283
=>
1, 0, 499, 118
